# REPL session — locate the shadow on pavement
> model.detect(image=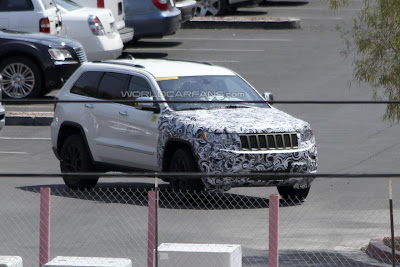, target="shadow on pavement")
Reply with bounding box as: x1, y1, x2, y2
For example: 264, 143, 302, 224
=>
231, 10, 268, 16
126, 40, 182, 48
261, 0, 309, 7
243, 250, 378, 267
17, 182, 303, 210
121, 52, 169, 59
